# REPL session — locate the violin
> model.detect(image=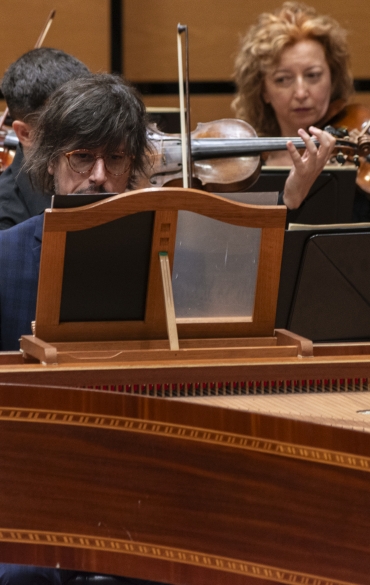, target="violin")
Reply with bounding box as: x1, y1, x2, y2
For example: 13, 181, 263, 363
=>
147, 118, 358, 193
148, 26, 368, 194
0, 128, 17, 171
323, 102, 370, 194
